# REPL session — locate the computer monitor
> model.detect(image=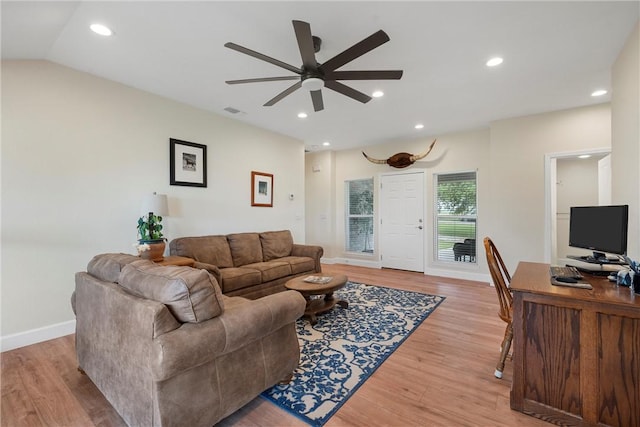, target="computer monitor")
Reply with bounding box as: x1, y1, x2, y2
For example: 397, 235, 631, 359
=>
569, 205, 629, 261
